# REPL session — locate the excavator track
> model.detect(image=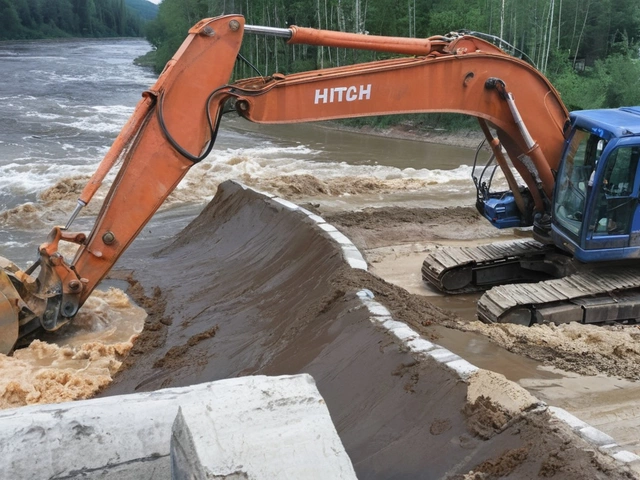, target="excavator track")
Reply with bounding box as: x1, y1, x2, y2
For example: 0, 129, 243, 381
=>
478, 268, 640, 325
421, 239, 640, 326
421, 238, 556, 293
